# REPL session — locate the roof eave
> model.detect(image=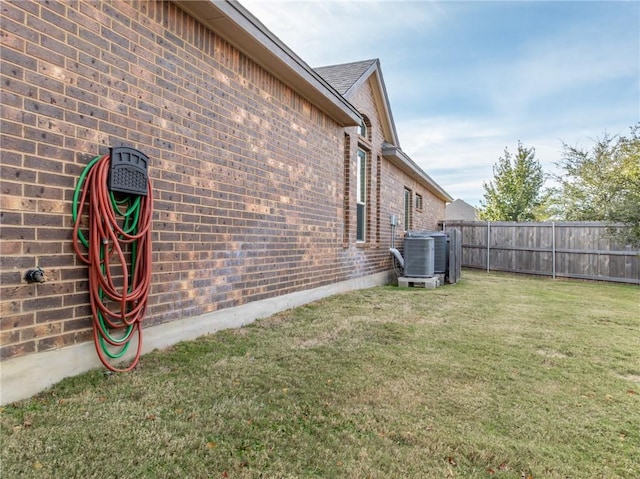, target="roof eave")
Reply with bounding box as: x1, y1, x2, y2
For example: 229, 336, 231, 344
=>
176, 0, 361, 126
382, 144, 453, 203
